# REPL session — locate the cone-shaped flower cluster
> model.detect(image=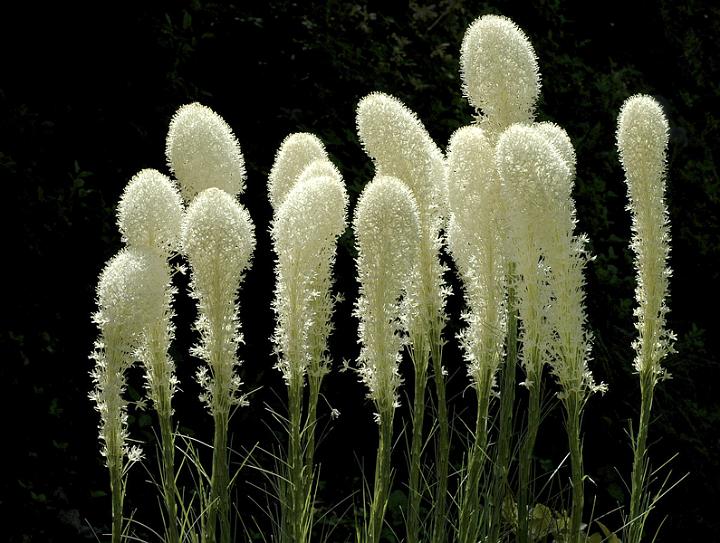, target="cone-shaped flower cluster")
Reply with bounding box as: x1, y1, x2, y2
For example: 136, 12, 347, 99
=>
460, 14, 540, 135
167, 102, 246, 200
617, 95, 674, 378
354, 175, 420, 417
